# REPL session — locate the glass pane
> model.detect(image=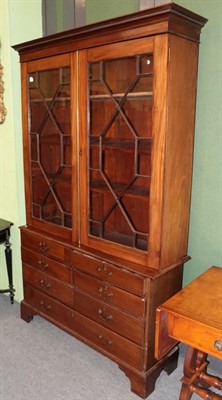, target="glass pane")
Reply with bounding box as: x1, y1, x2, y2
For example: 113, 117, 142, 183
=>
53, 167, 72, 214
90, 101, 116, 136
39, 134, 61, 176
88, 54, 153, 251
28, 65, 72, 229
31, 162, 49, 206
104, 57, 136, 94
123, 98, 153, 138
